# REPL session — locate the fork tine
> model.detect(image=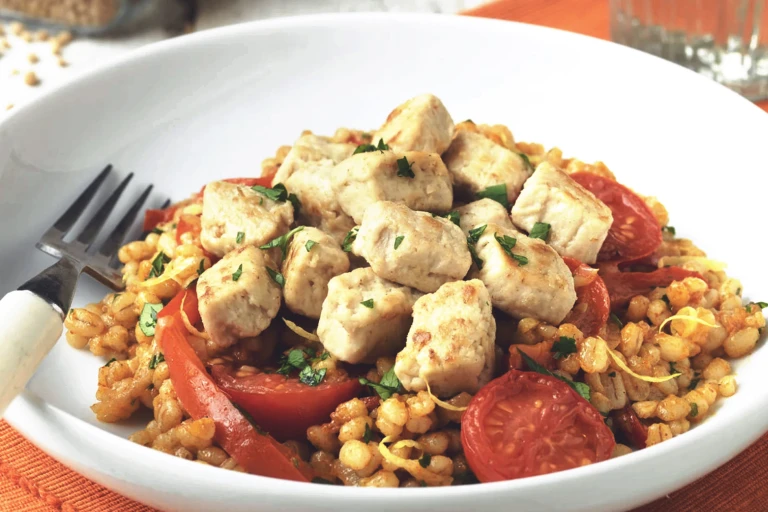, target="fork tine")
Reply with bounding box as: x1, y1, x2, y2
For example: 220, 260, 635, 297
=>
75, 172, 134, 250
96, 183, 153, 259
50, 165, 112, 236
